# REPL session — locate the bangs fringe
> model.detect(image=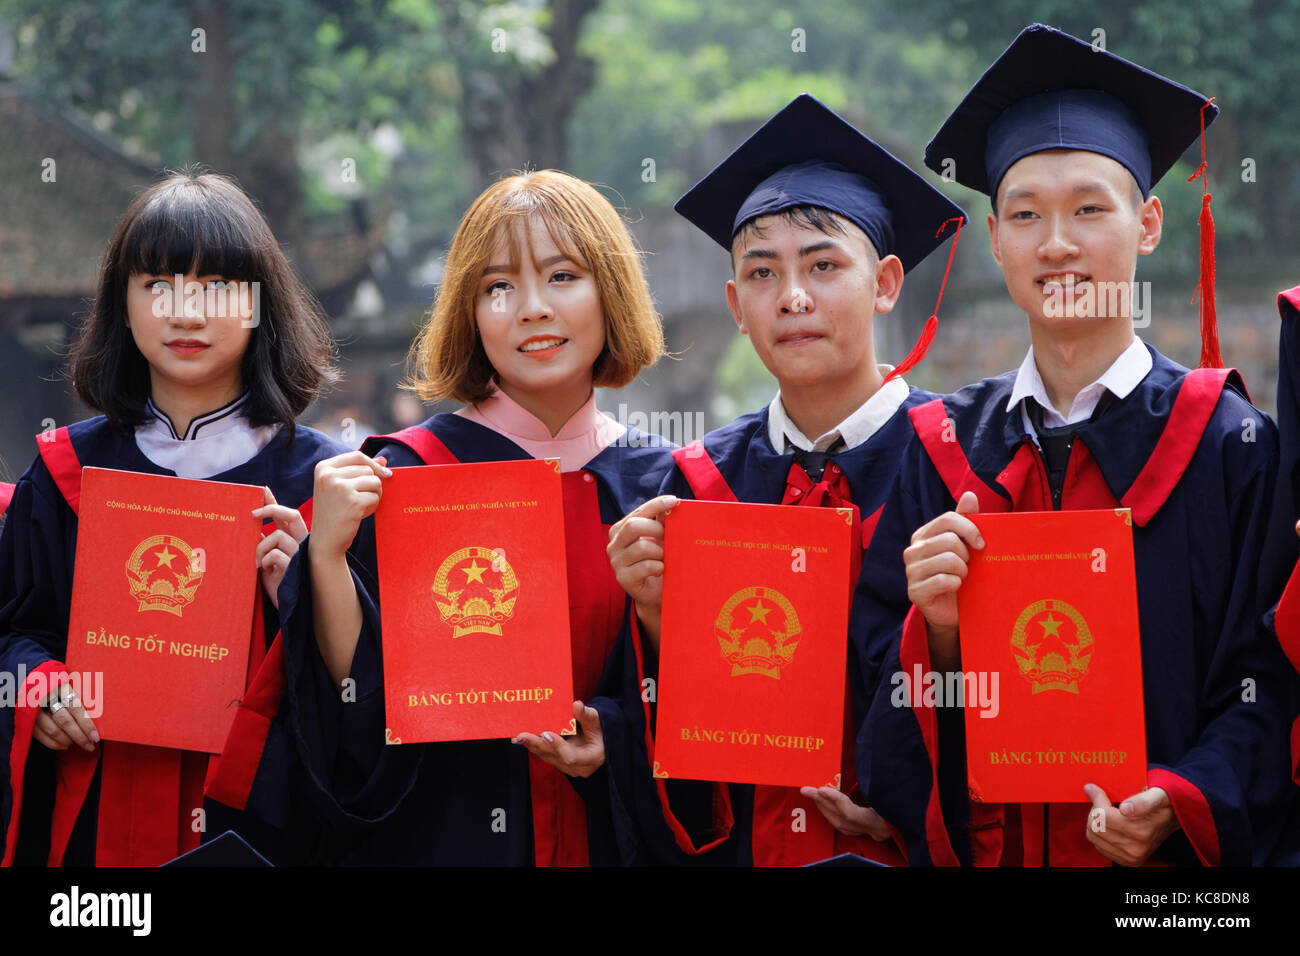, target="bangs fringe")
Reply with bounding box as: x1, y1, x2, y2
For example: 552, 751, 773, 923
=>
121, 181, 262, 280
